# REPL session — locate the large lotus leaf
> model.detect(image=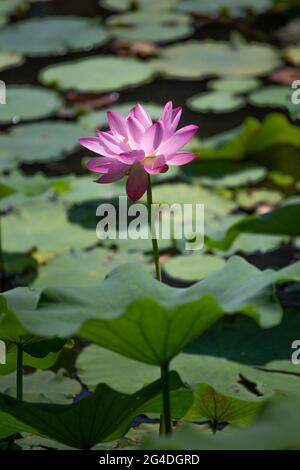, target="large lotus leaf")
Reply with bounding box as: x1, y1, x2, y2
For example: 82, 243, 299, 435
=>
186, 307, 300, 368
178, 0, 272, 16
0, 122, 84, 164
284, 44, 300, 65
205, 201, 300, 250
2, 200, 97, 254
100, 0, 179, 11
163, 254, 225, 281
235, 189, 283, 209
57, 176, 125, 204
0, 17, 110, 57
0, 171, 60, 210
76, 346, 268, 425
40, 56, 154, 92
0, 85, 63, 124
0, 51, 24, 71
66, 182, 233, 253
144, 182, 236, 218
0, 338, 67, 375
220, 233, 287, 256
107, 11, 193, 42
186, 383, 269, 425
77, 345, 158, 394
79, 102, 163, 132
2, 257, 300, 368
0, 372, 192, 447
144, 396, 300, 450
0, 370, 80, 404
209, 77, 261, 93
249, 86, 293, 109
151, 40, 282, 79
33, 249, 148, 288
187, 91, 245, 113
76, 310, 300, 399
181, 160, 267, 187
200, 114, 300, 160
